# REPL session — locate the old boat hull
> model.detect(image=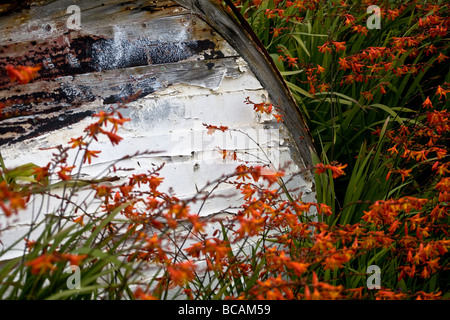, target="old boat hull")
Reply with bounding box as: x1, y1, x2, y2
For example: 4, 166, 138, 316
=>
0, 0, 316, 260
